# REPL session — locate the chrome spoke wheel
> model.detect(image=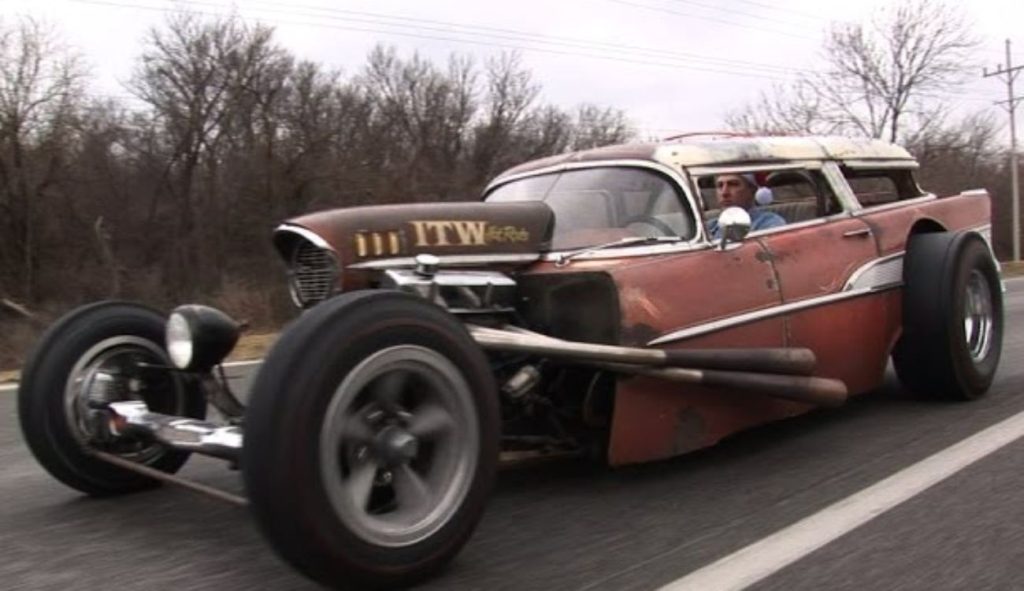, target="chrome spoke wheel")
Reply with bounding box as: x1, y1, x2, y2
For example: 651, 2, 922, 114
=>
320, 345, 480, 548
63, 336, 186, 463
963, 269, 994, 362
